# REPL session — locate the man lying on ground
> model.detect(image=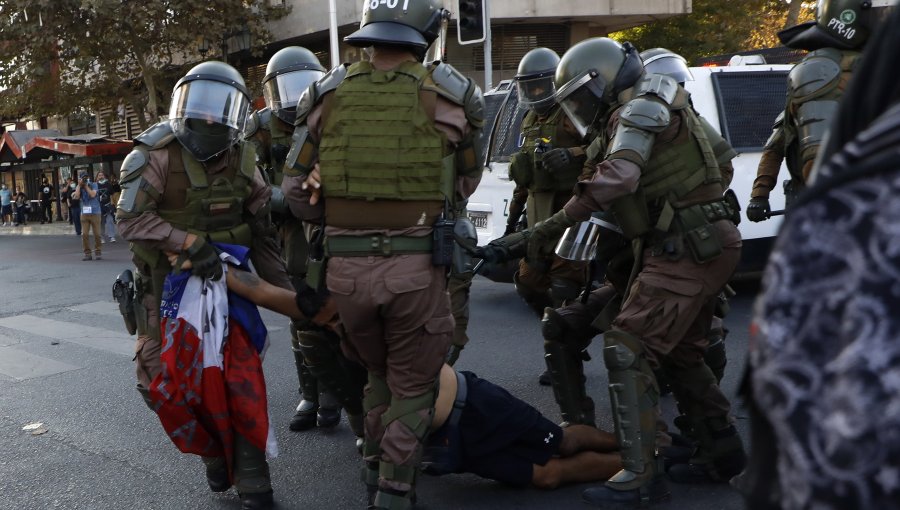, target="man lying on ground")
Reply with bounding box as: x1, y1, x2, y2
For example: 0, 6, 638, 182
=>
177, 256, 624, 490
